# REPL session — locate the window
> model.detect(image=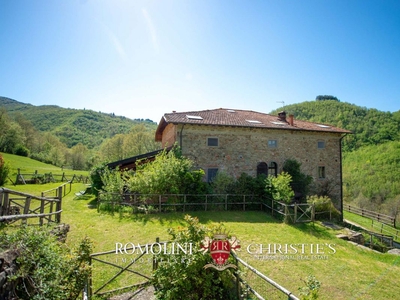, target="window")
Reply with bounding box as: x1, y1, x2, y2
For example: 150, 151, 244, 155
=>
207, 168, 218, 182
207, 137, 218, 147
268, 140, 277, 148
257, 162, 268, 176
318, 166, 326, 179
269, 162, 278, 177
317, 141, 325, 149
